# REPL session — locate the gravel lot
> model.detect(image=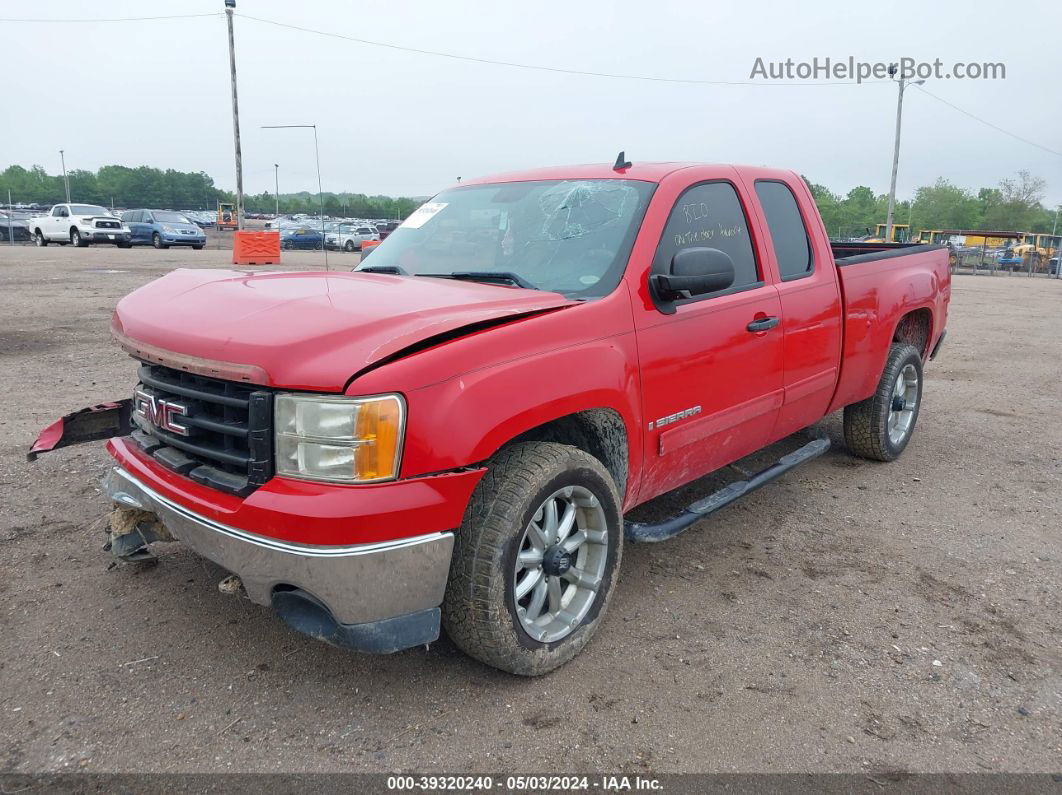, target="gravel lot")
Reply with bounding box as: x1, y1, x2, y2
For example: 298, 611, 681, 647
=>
0, 241, 1059, 775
